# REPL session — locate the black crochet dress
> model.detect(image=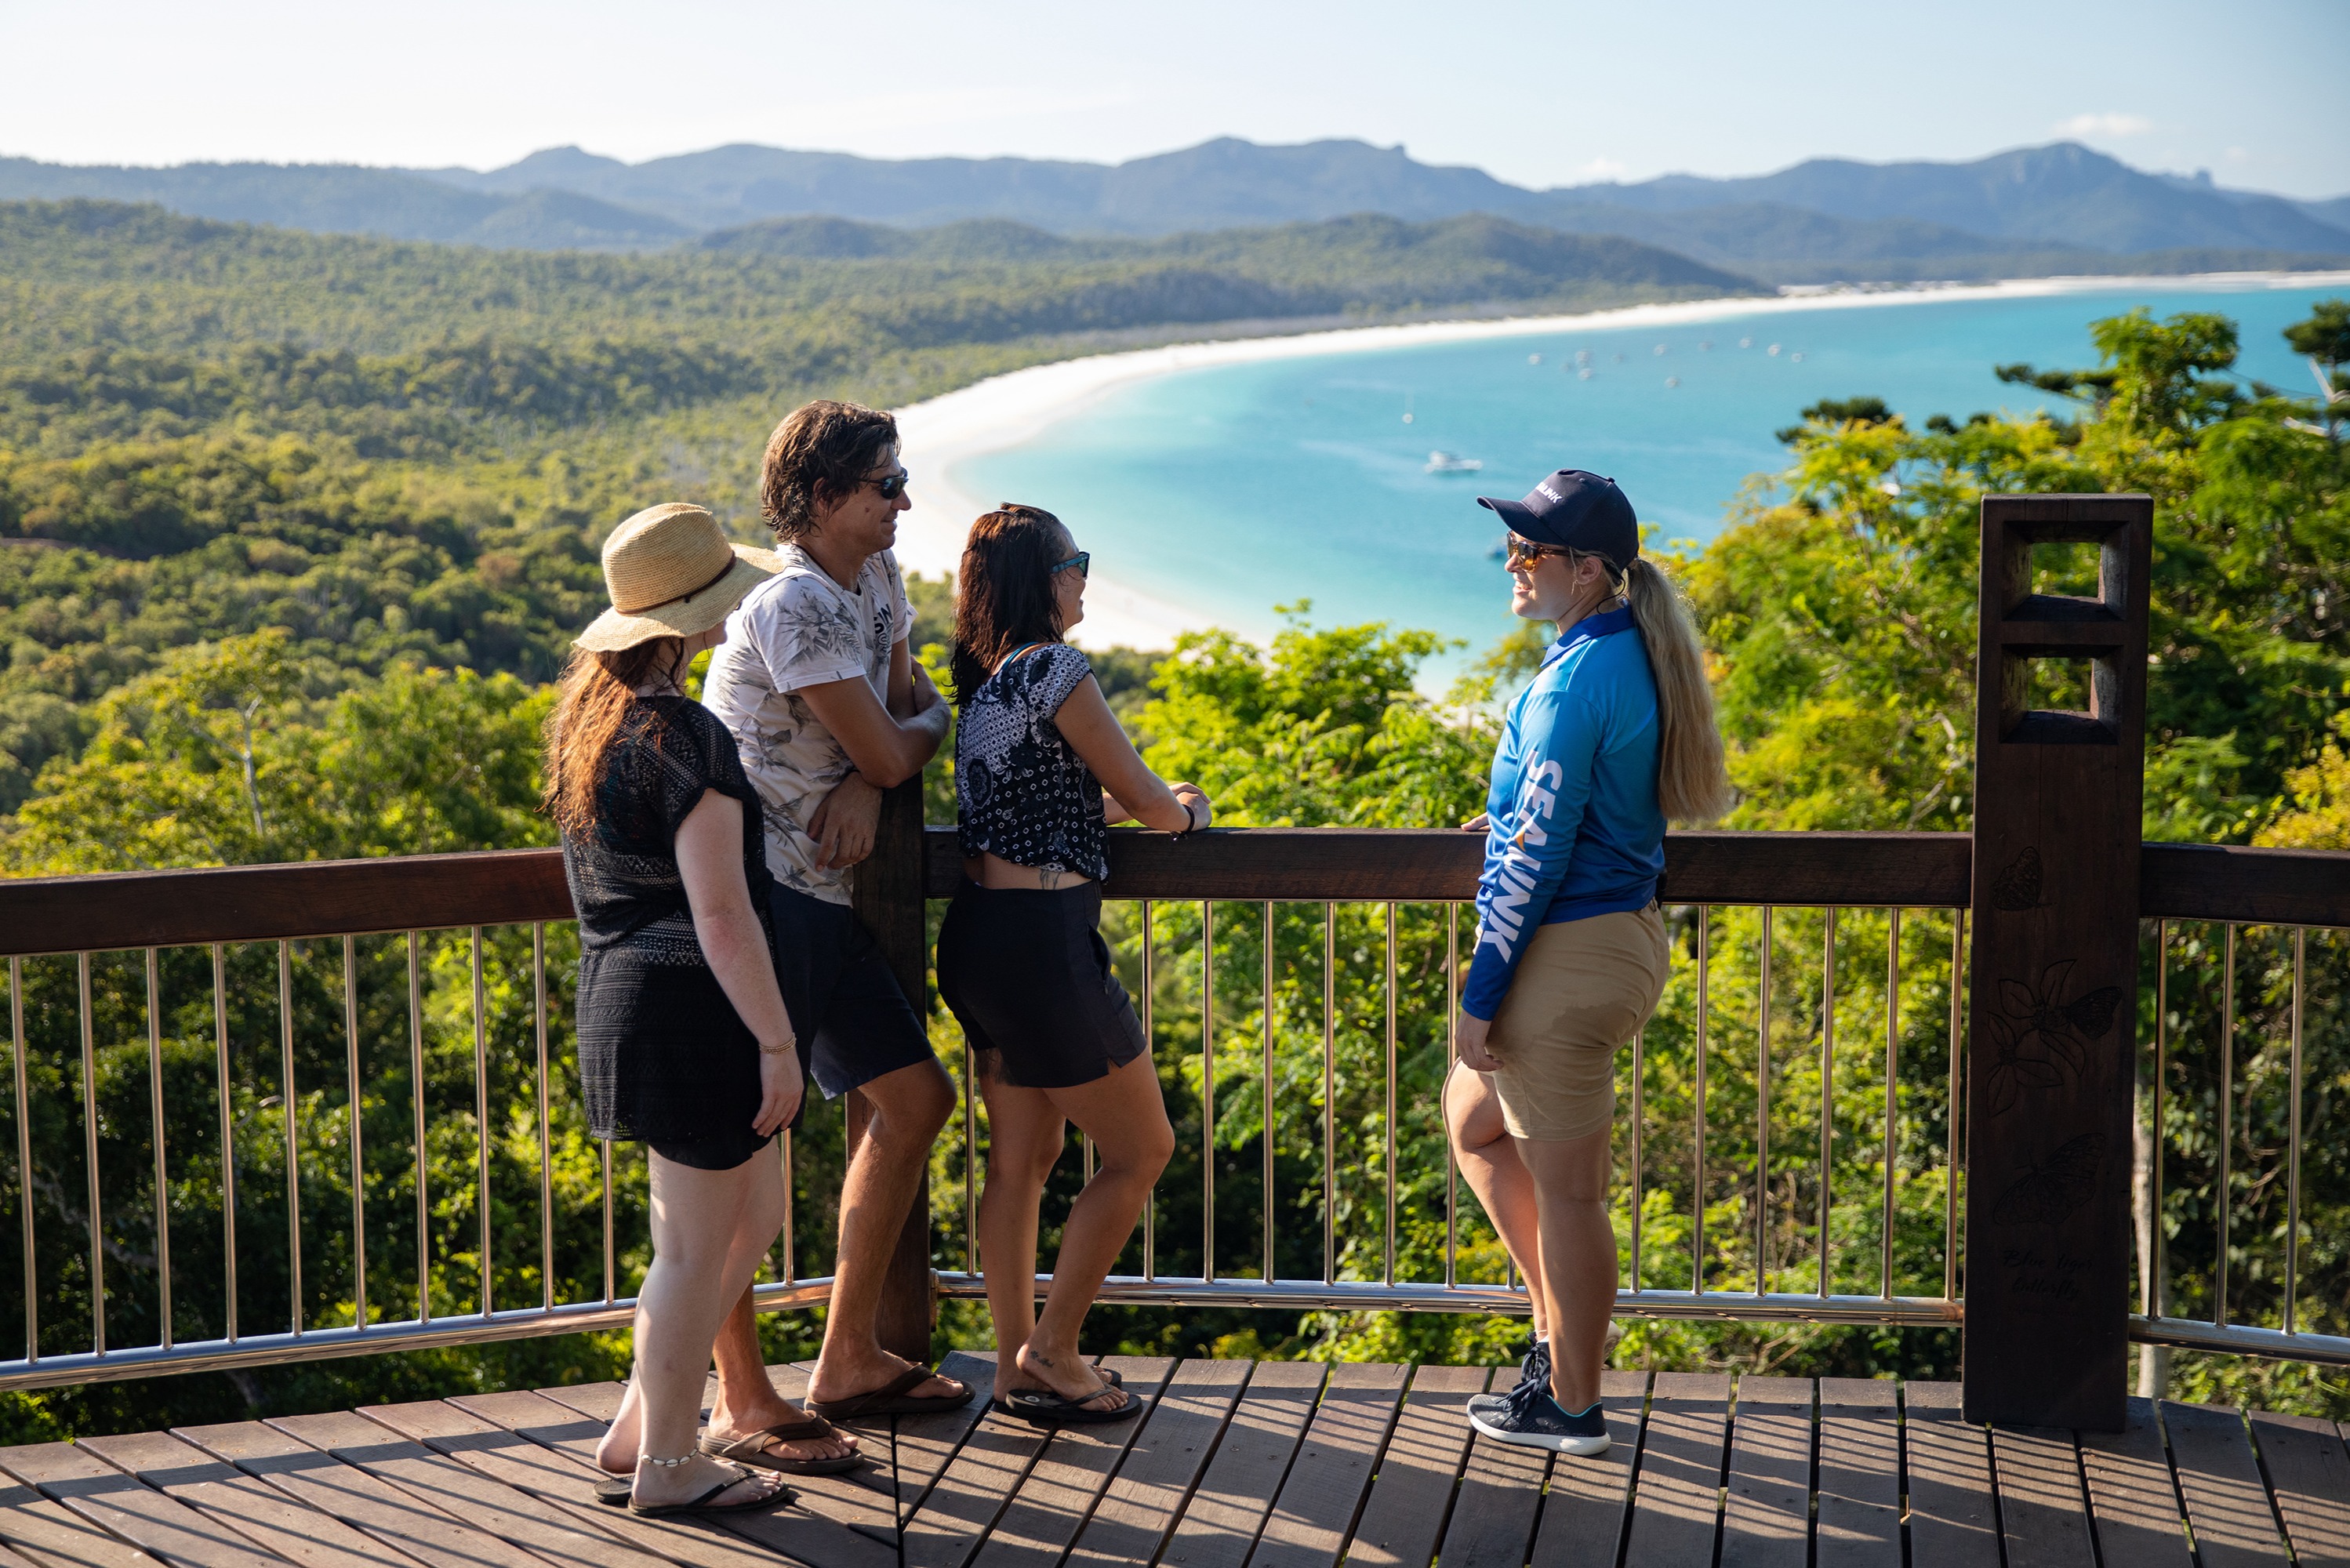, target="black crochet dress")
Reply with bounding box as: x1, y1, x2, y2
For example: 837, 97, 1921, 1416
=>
562, 695, 776, 1154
